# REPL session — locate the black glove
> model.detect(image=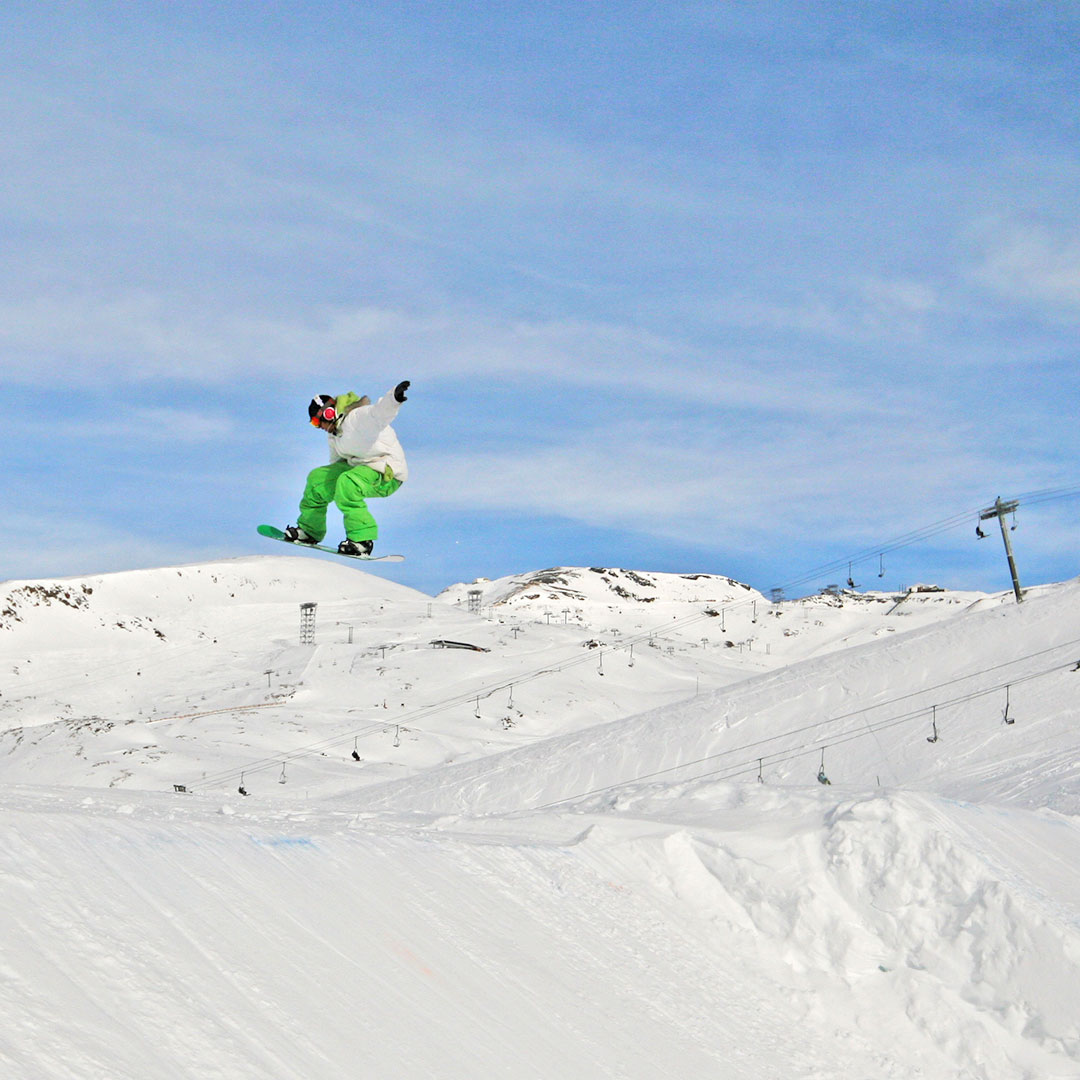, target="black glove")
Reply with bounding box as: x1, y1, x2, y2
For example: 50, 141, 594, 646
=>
394, 380, 410, 403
